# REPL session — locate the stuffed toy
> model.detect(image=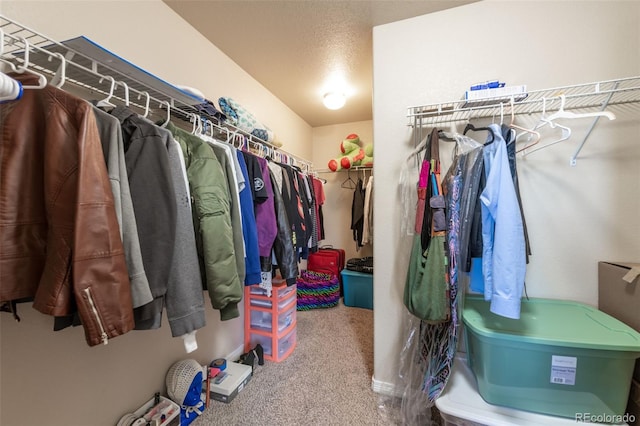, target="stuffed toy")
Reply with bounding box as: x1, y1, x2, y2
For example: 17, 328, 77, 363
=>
361, 143, 374, 167
328, 133, 365, 172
